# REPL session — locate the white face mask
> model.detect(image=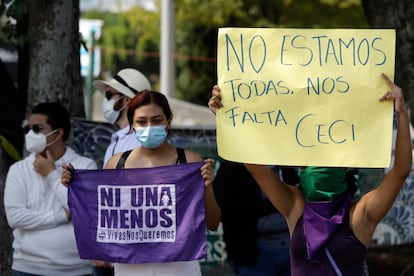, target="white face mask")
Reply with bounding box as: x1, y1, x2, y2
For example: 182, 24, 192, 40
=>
102, 97, 126, 125
25, 129, 58, 153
